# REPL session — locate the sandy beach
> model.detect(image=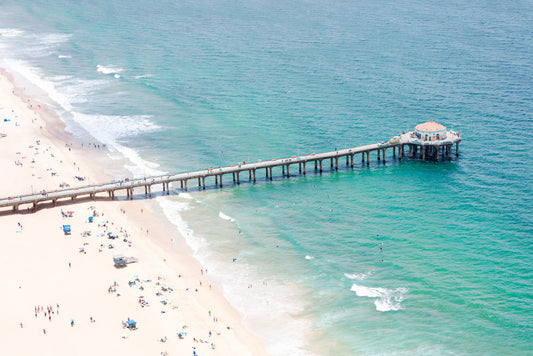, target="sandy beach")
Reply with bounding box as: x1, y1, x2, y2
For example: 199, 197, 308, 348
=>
0, 68, 268, 355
